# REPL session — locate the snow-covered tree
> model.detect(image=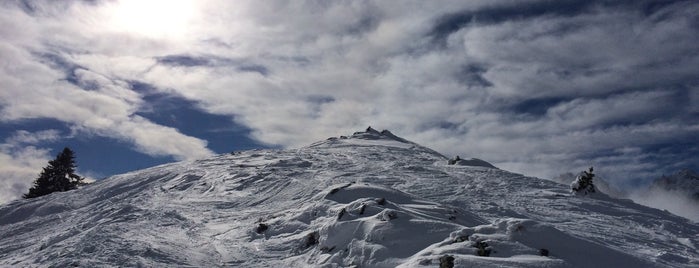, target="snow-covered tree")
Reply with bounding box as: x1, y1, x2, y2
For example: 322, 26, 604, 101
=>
571, 167, 596, 195
23, 147, 84, 199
